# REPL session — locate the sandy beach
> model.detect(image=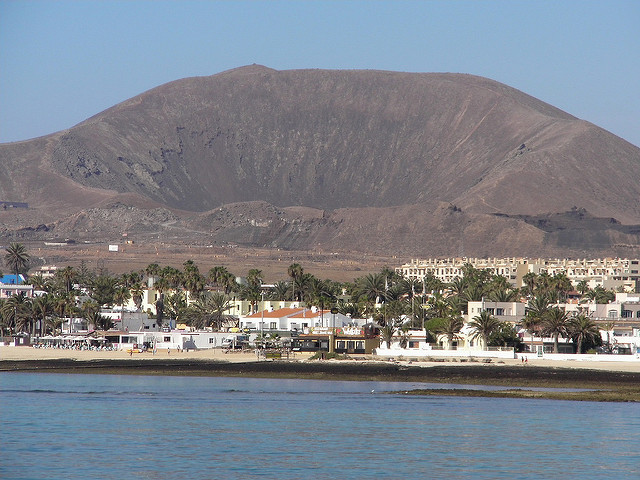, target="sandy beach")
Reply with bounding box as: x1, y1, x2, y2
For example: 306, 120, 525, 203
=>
1, 345, 639, 372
